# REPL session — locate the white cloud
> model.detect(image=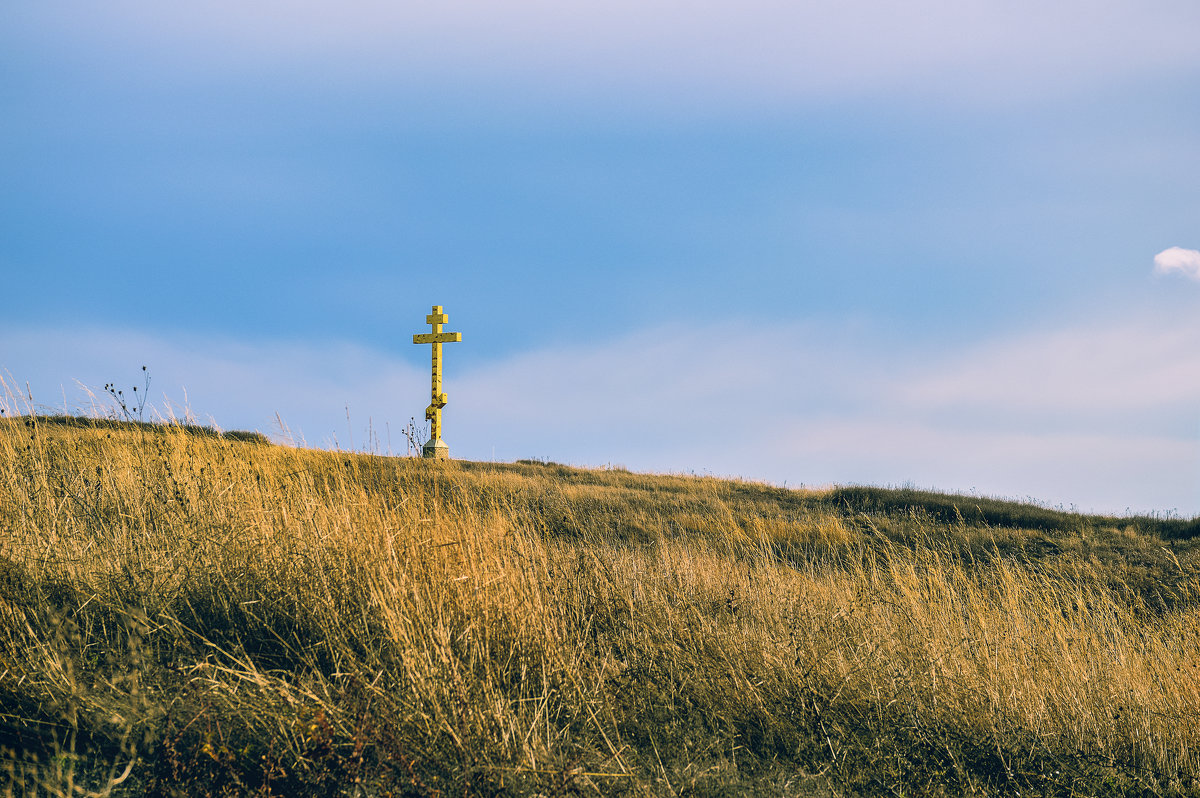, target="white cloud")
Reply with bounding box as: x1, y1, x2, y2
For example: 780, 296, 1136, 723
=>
3, 311, 1199, 516
1154, 247, 1200, 280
